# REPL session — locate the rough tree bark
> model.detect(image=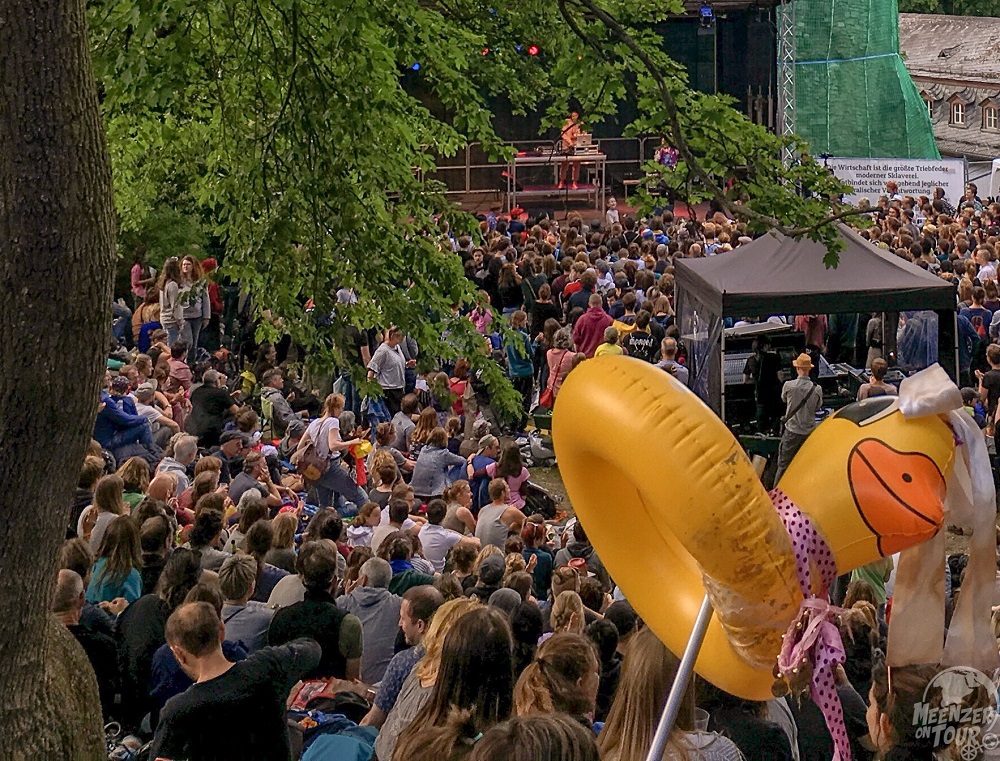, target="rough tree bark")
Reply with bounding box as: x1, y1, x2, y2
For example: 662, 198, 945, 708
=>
0, 0, 116, 757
